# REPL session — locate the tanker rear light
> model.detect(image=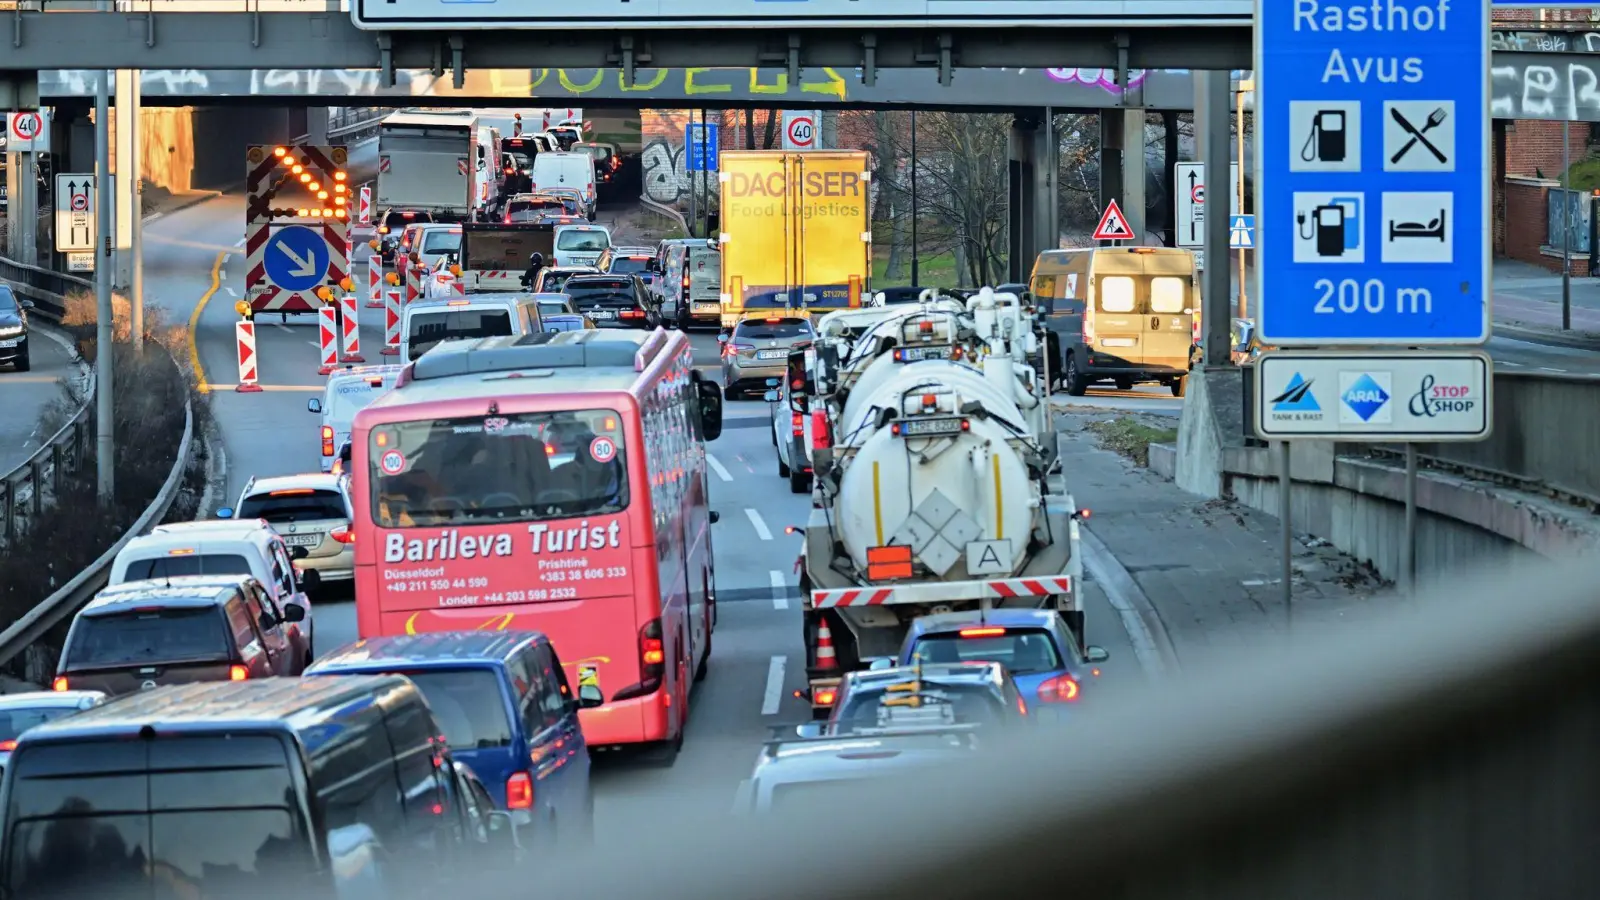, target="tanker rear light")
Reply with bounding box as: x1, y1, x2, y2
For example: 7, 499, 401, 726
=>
918, 321, 934, 334
866, 545, 914, 581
